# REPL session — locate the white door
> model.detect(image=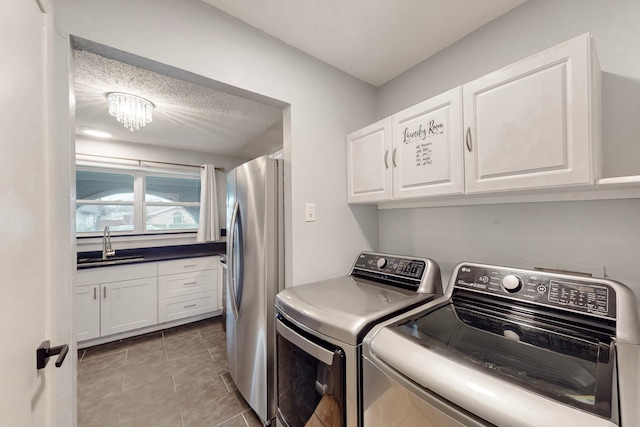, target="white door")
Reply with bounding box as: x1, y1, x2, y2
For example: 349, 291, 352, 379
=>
0, 1, 72, 426
391, 87, 464, 199
463, 33, 599, 194
347, 117, 393, 203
